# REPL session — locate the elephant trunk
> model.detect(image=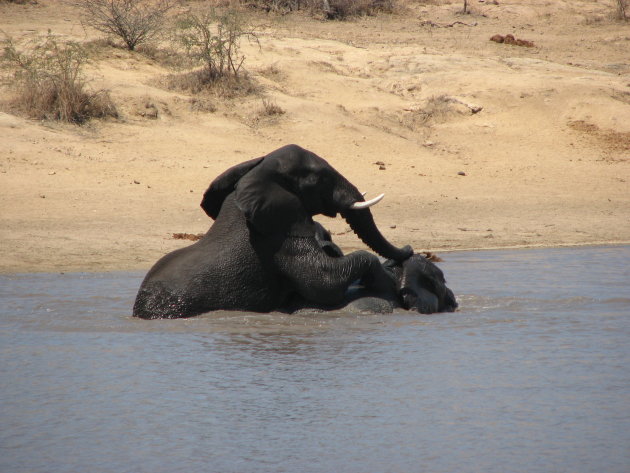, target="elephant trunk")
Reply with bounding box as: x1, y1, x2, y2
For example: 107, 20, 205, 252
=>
331, 177, 412, 262
341, 207, 412, 262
